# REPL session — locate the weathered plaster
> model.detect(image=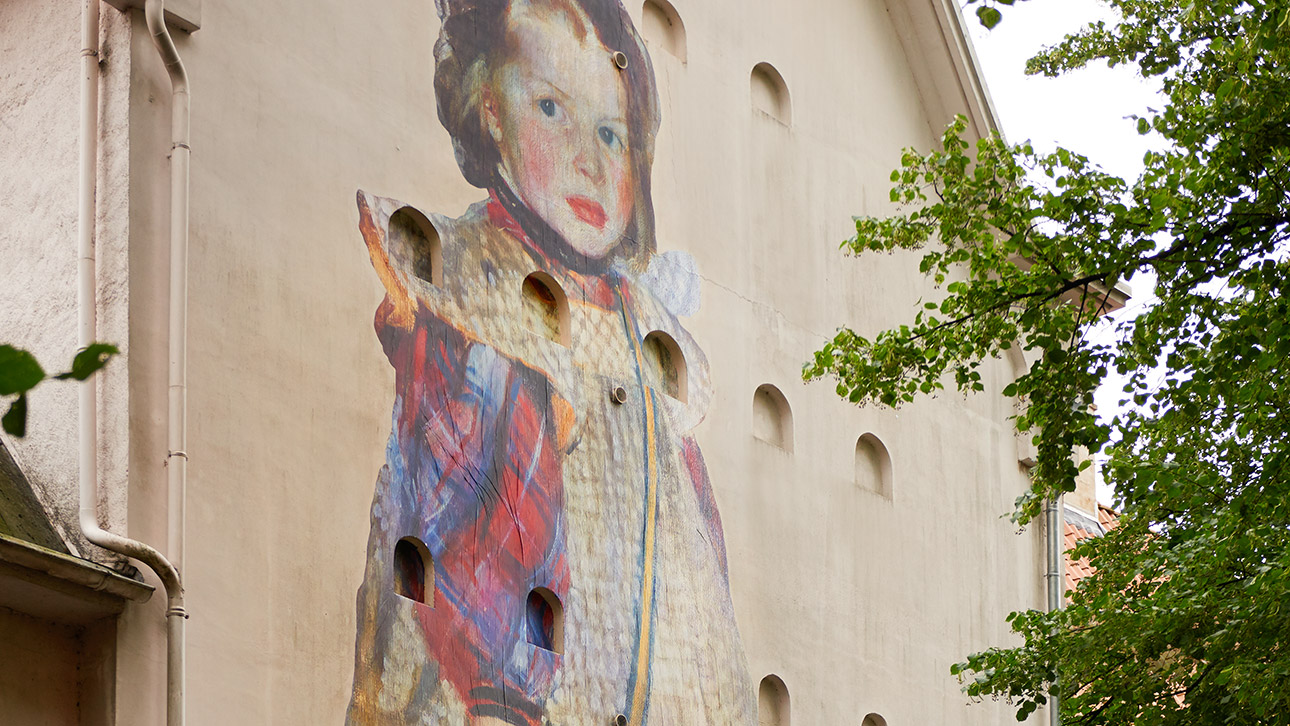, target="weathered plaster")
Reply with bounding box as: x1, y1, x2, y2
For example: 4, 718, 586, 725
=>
3, 0, 1048, 724
0, 0, 133, 565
